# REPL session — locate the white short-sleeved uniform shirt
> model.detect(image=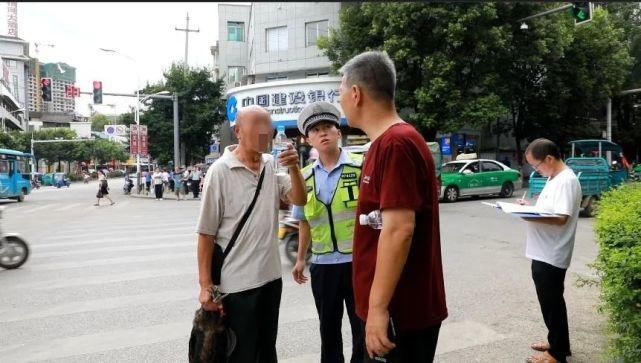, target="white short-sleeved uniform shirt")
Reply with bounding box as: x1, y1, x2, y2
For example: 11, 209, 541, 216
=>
196, 145, 292, 293
526, 167, 582, 269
